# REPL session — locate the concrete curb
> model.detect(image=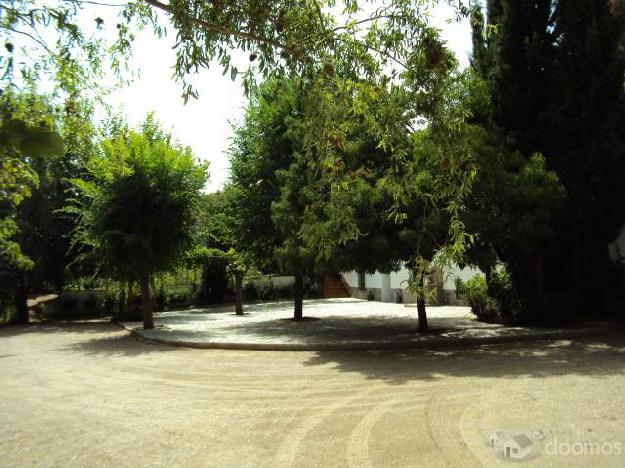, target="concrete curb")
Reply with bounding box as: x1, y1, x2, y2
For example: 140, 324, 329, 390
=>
117, 322, 623, 352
